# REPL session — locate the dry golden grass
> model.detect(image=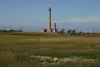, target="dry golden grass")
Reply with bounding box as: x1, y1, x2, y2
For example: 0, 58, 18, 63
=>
8, 32, 59, 35
23, 37, 100, 43
0, 35, 100, 67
